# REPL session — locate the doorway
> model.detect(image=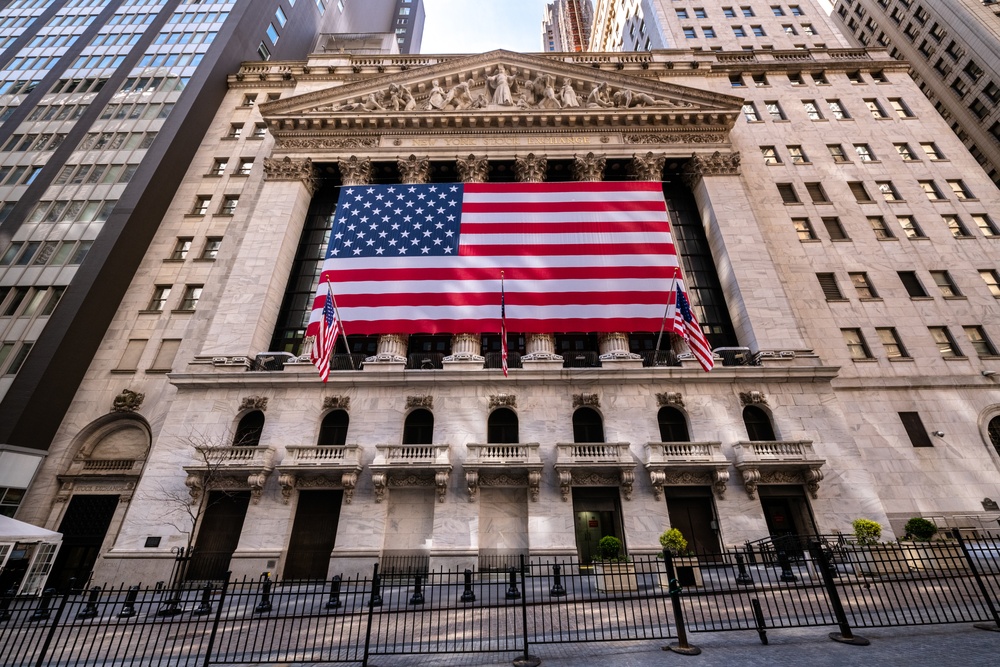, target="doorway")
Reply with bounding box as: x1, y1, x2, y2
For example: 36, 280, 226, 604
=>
759, 485, 817, 556
665, 487, 720, 555
283, 490, 342, 580
187, 491, 250, 581
571, 487, 624, 565
47, 494, 119, 590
